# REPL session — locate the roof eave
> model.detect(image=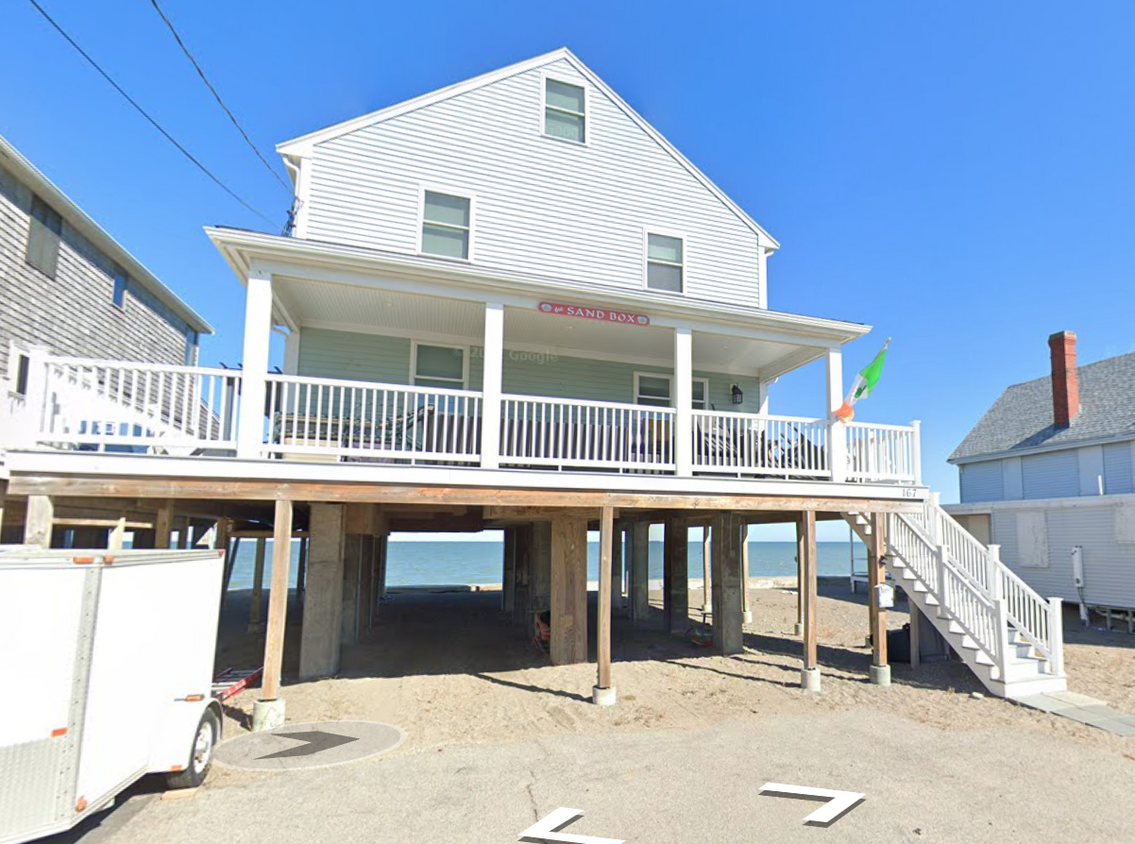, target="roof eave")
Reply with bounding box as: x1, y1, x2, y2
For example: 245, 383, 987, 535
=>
949, 430, 1135, 465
